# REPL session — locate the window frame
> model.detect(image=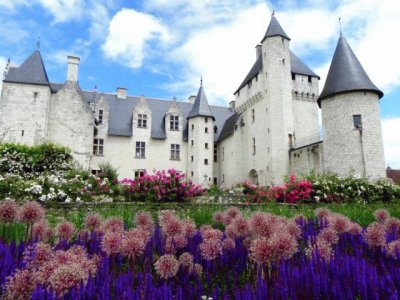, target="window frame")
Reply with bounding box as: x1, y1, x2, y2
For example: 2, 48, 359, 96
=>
170, 143, 180, 160
170, 115, 179, 131
93, 138, 104, 156
135, 141, 146, 158
138, 114, 148, 128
